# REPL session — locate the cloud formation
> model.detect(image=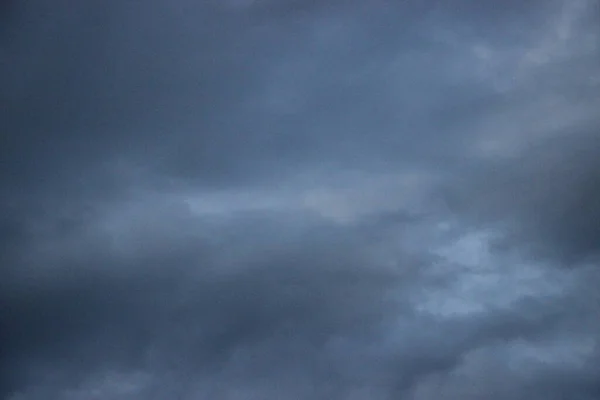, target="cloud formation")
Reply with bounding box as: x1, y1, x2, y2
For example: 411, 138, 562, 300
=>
2, 0, 599, 399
